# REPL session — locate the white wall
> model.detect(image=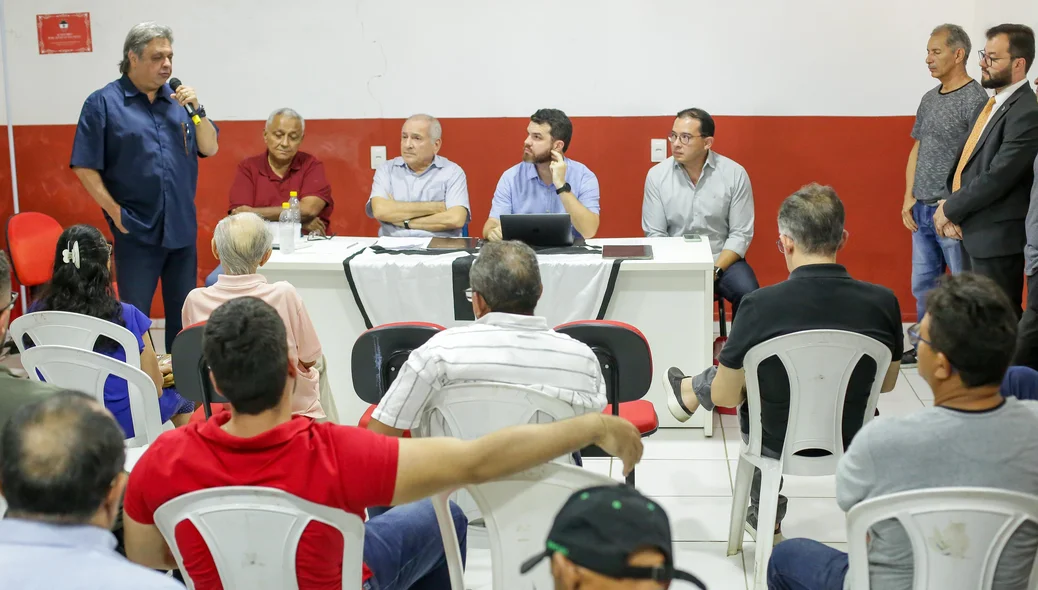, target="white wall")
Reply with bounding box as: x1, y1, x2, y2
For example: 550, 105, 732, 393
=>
3, 0, 1031, 125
